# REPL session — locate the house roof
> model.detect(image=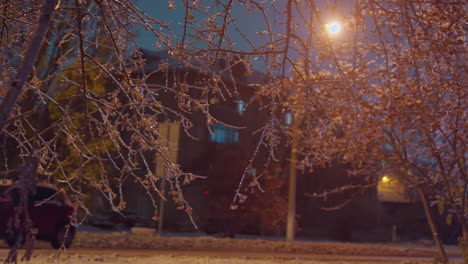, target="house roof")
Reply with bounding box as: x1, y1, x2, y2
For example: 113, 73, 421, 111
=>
138, 48, 269, 86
